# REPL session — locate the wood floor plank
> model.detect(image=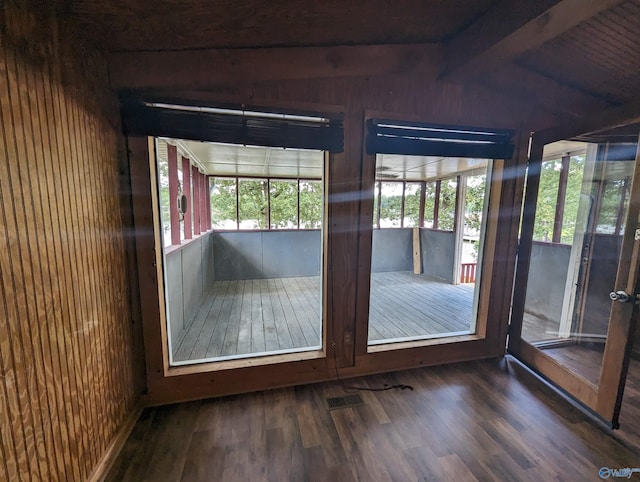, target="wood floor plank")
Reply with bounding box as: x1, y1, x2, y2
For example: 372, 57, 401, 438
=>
268, 278, 294, 350
250, 279, 266, 353
108, 358, 640, 482
201, 281, 237, 359
274, 278, 308, 348
260, 279, 280, 352
286, 277, 321, 345
184, 281, 231, 361
220, 281, 244, 356
236, 280, 253, 355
